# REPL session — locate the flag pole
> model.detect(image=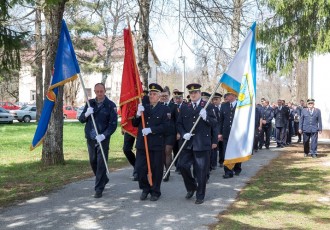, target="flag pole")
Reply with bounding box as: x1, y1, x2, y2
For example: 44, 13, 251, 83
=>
127, 19, 153, 186
163, 80, 222, 180
78, 73, 110, 177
